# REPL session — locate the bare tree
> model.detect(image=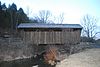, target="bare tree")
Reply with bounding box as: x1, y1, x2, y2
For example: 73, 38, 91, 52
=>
35, 10, 52, 23
53, 13, 64, 24
81, 14, 100, 38
58, 13, 64, 24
